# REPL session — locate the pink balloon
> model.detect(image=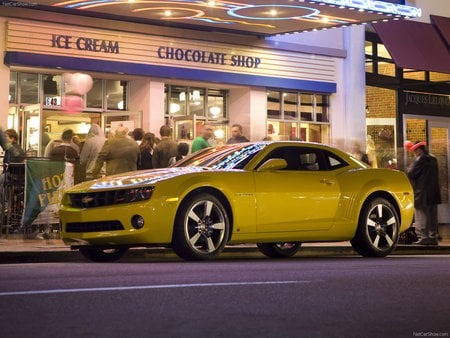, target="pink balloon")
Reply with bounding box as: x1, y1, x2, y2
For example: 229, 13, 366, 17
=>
71, 73, 93, 95
63, 95, 83, 114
